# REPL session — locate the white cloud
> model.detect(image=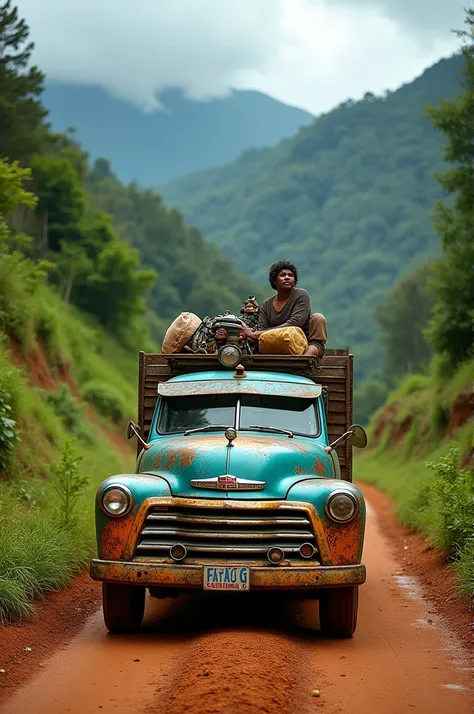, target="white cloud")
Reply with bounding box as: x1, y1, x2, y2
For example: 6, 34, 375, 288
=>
17, 0, 466, 114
